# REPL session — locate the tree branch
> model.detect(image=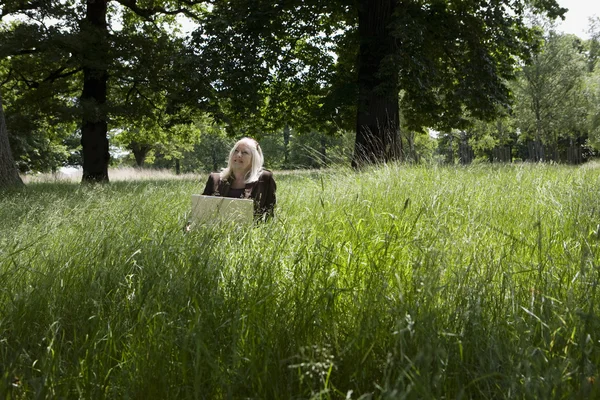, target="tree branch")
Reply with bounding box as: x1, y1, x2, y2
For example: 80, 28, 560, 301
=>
43, 66, 83, 83
17, 71, 39, 89
8, 48, 38, 59
114, 0, 206, 21
125, 82, 137, 103
0, 68, 15, 86
0, 0, 46, 19
134, 87, 161, 111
